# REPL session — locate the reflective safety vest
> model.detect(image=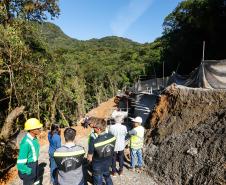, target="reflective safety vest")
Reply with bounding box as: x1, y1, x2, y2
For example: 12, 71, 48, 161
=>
54, 145, 85, 172
93, 133, 116, 159
88, 131, 98, 144
17, 133, 40, 175
130, 126, 144, 149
